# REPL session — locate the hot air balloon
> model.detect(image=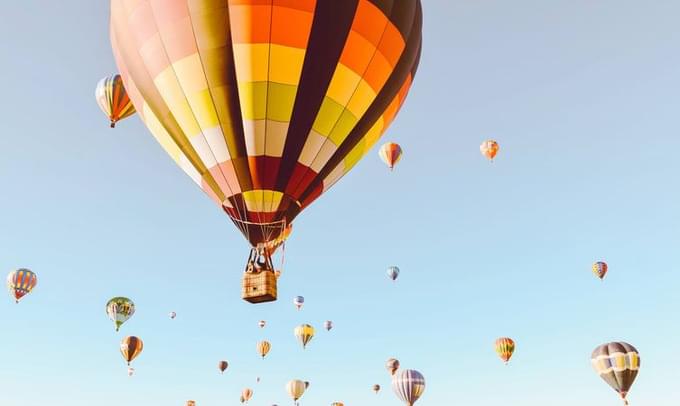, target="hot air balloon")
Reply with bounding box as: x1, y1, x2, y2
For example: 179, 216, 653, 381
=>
373, 384, 381, 394
95, 74, 136, 128
304, 381, 310, 390
218, 360, 229, 374
7, 268, 37, 304
392, 369, 425, 406
480, 140, 499, 161
242, 388, 253, 404
239, 396, 245, 404
387, 266, 400, 281
331, 403, 344, 406
106, 297, 135, 332
256, 376, 261, 383
169, 311, 177, 319
591, 342, 640, 405
294, 324, 315, 349
109, 0, 423, 304
259, 320, 266, 329
257, 340, 272, 359
186, 401, 196, 406
386, 358, 400, 375
120, 336, 143, 366
294, 296, 305, 311
324, 320, 333, 331
593, 261, 608, 280
286, 380, 306, 403
127, 367, 135, 377
379, 142, 403, 170
495, 337, 515, 364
